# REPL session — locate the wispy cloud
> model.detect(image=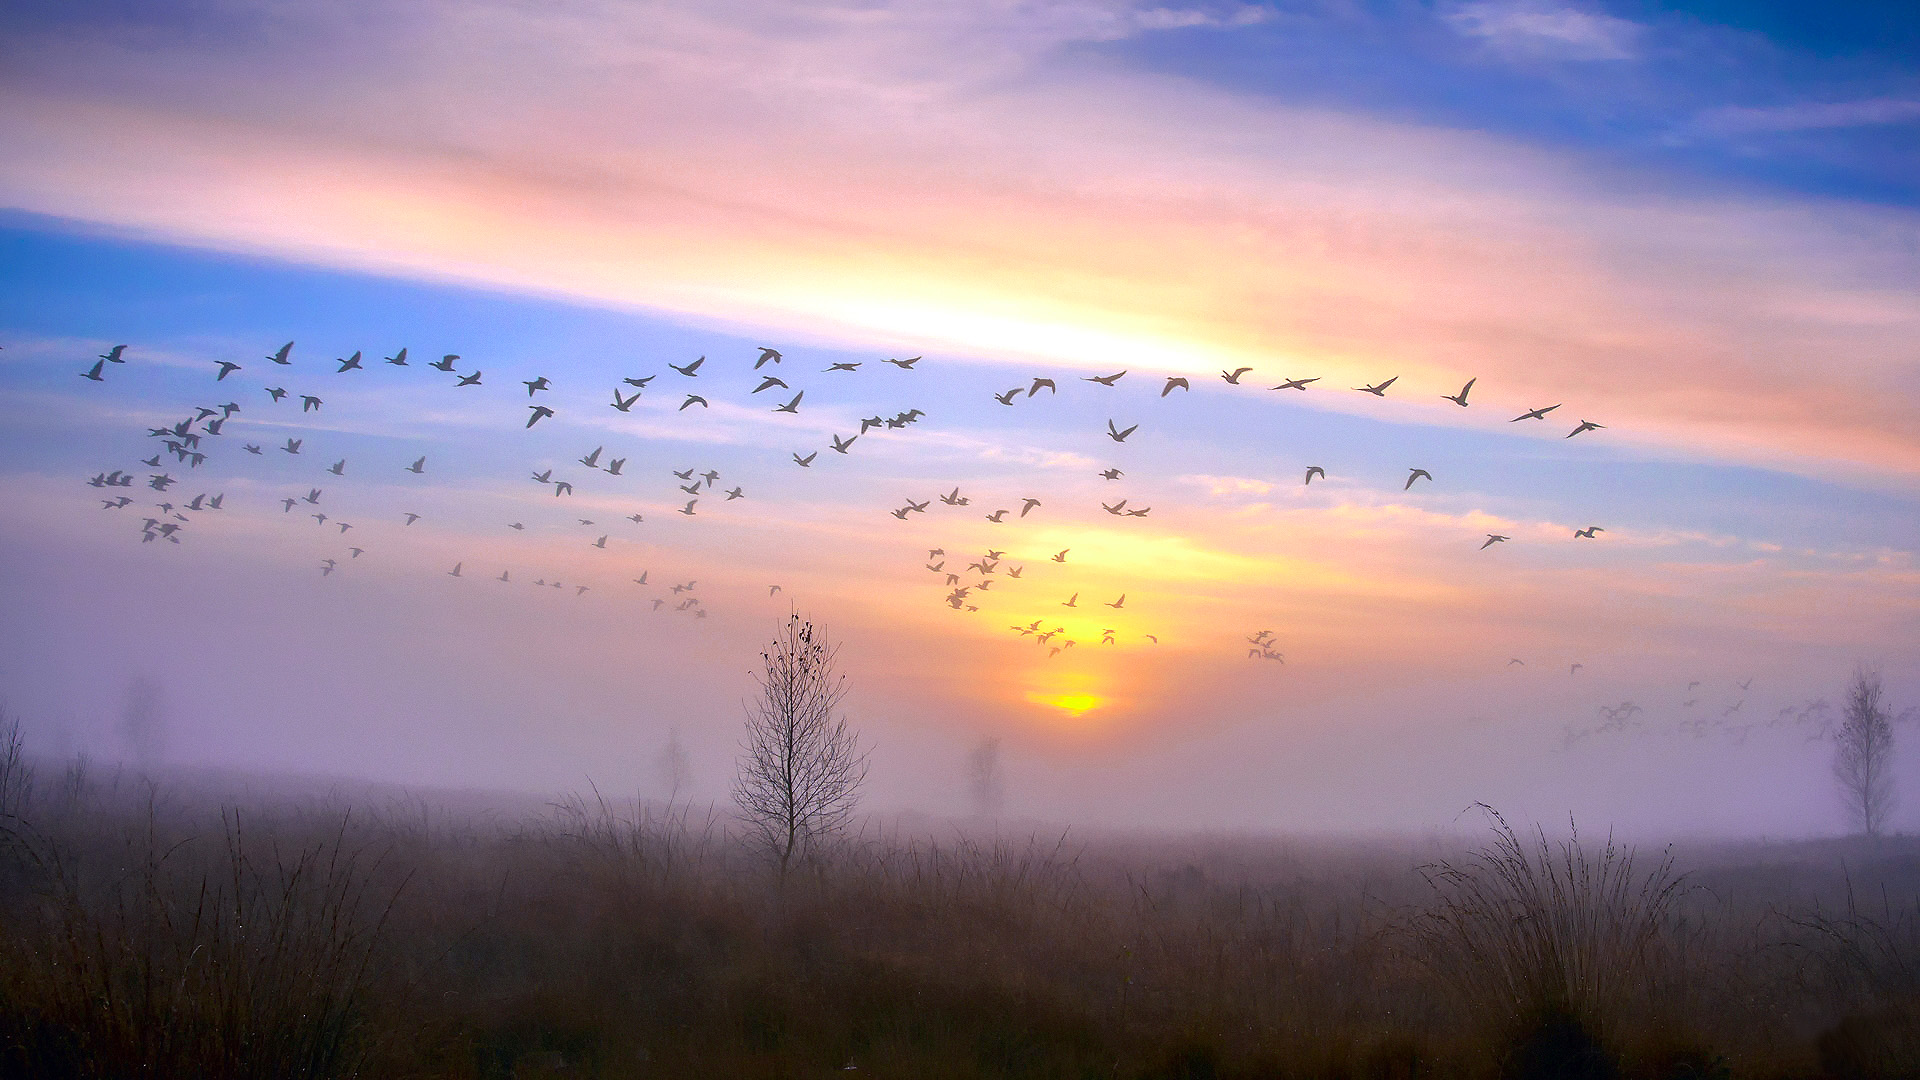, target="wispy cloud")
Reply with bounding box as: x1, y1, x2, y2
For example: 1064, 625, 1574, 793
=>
1442, 1, 1641, 60
1694, 97, 1920, 136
